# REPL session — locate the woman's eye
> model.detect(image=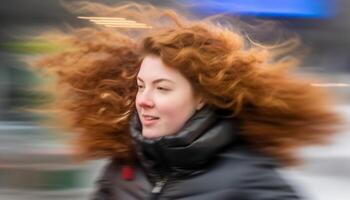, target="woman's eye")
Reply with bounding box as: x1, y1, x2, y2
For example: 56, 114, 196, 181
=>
137, 85, 144, 89
157, 87, 170, 91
